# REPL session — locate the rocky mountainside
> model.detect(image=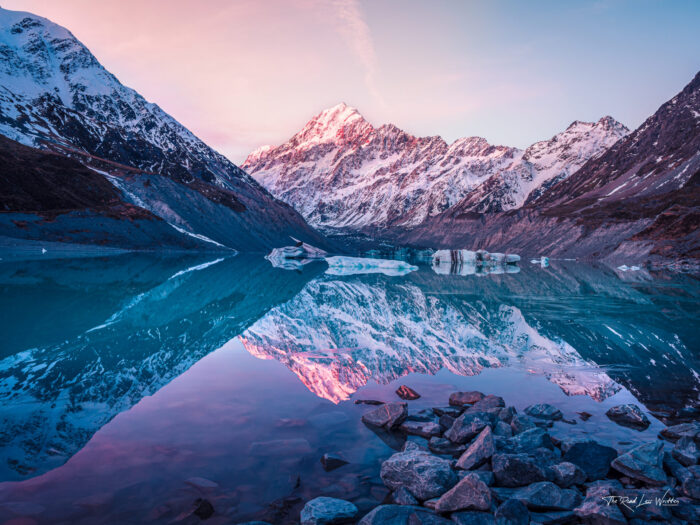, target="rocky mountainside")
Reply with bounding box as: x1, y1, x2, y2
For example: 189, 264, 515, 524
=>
0, 7, 324, 251
243, 104, 627, 231
405, 72, 700, 266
